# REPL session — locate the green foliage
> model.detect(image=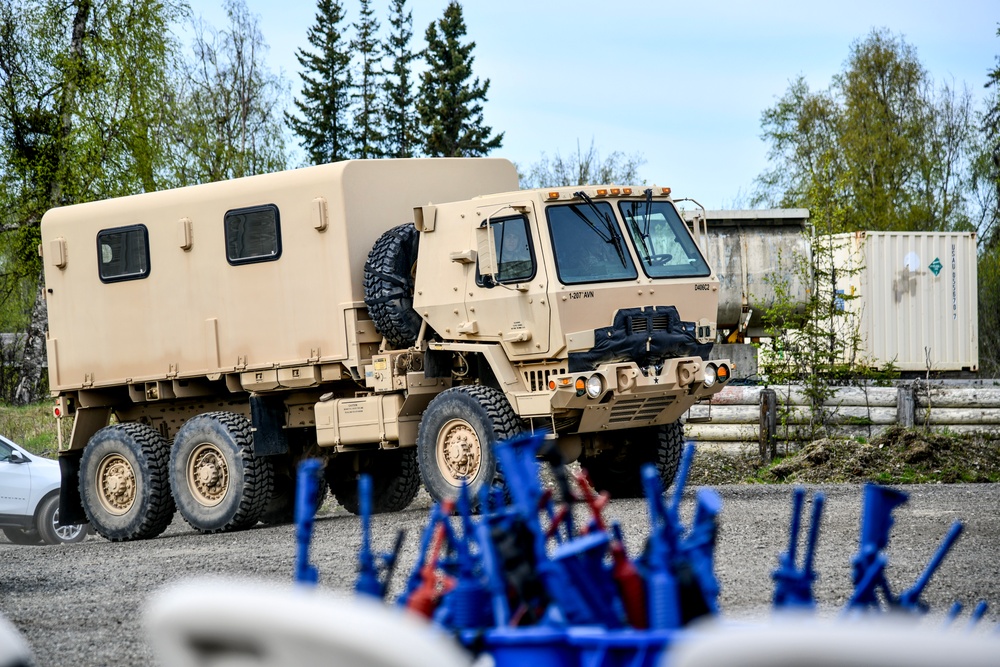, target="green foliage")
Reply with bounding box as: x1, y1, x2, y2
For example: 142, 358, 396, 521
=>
520, 139, 645, 189
382, 0, 419, 158
288, 0, 354, 164
417, 1, 502, 157
754, 29, 976, 235
0, 402, 59, 456
168, 0, 288, 184
757, 230, 898, 442
351, 0, 385, 159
